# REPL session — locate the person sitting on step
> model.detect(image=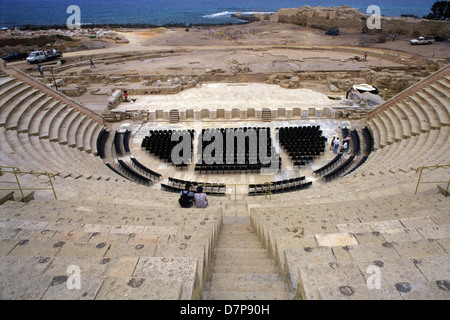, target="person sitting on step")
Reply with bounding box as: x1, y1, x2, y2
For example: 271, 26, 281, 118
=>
194, 186, 208, 208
